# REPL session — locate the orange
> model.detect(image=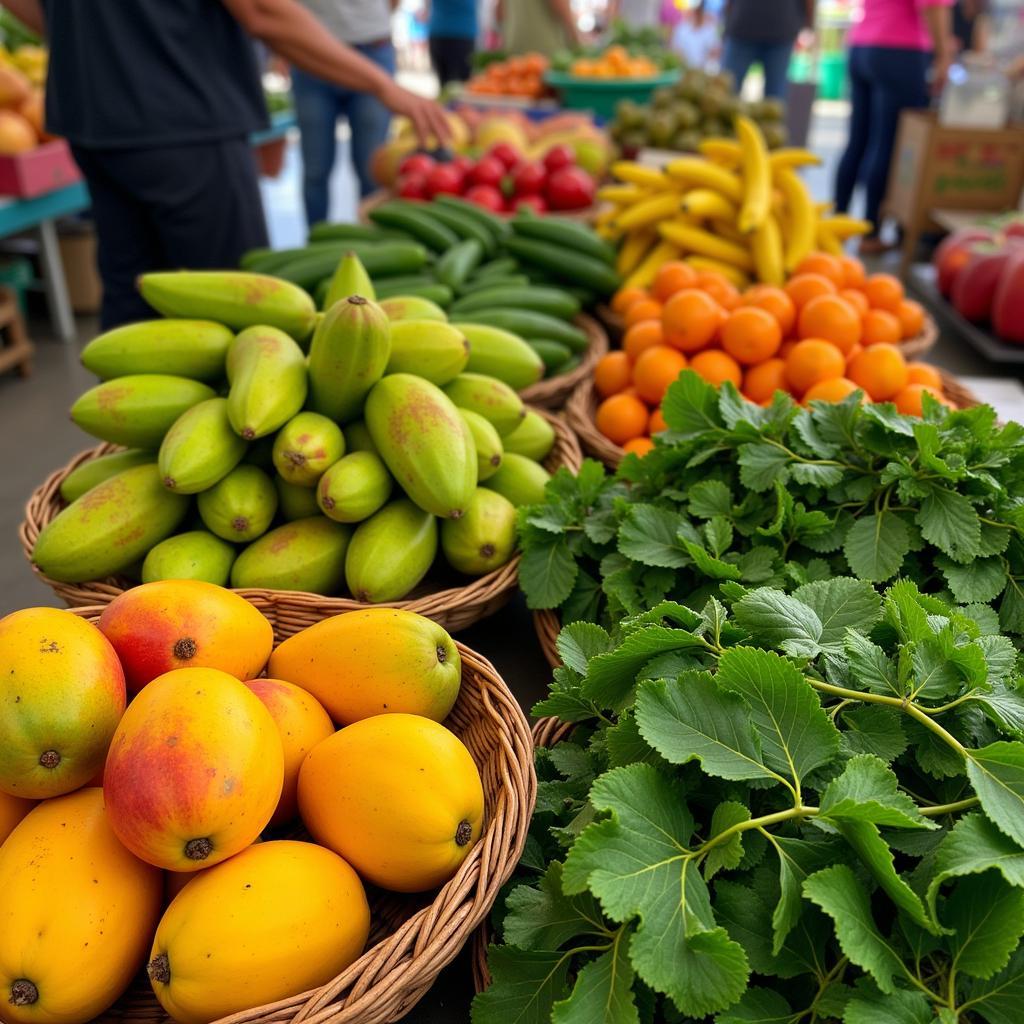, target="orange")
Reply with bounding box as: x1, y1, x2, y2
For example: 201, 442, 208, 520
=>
690, 349, 742, 388
906, 362, 942, 389
633, 345, 687, 404
623, 319, 664, 361
894, 383, 942, 416
785, 339, 846, 395
649, 406, 667, 433
785, 272, 838, 310
651, 261, 698, 303
863, 273, 905, 312
840, 288, 870, 317
779, 339, 797, 359
611, 286, 648, 315
845, 343, 864, 367
623, 436, 655, 457
662, 288, 722, 353
848, 343, 909, 401
861, 309, 902, 346
803, 377, 863, 404
720, 306, 782, 365
695, 270, 741, 310
740, 285, 796, 336
743, 358, 788, 403
797, 294, 862, 354
624, 298, 662, 328
838, 255, 866, 289
594, 351, 632, 397
595, 392, 649, 444
793, 252, 846, 289
896, 299, 926, 339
